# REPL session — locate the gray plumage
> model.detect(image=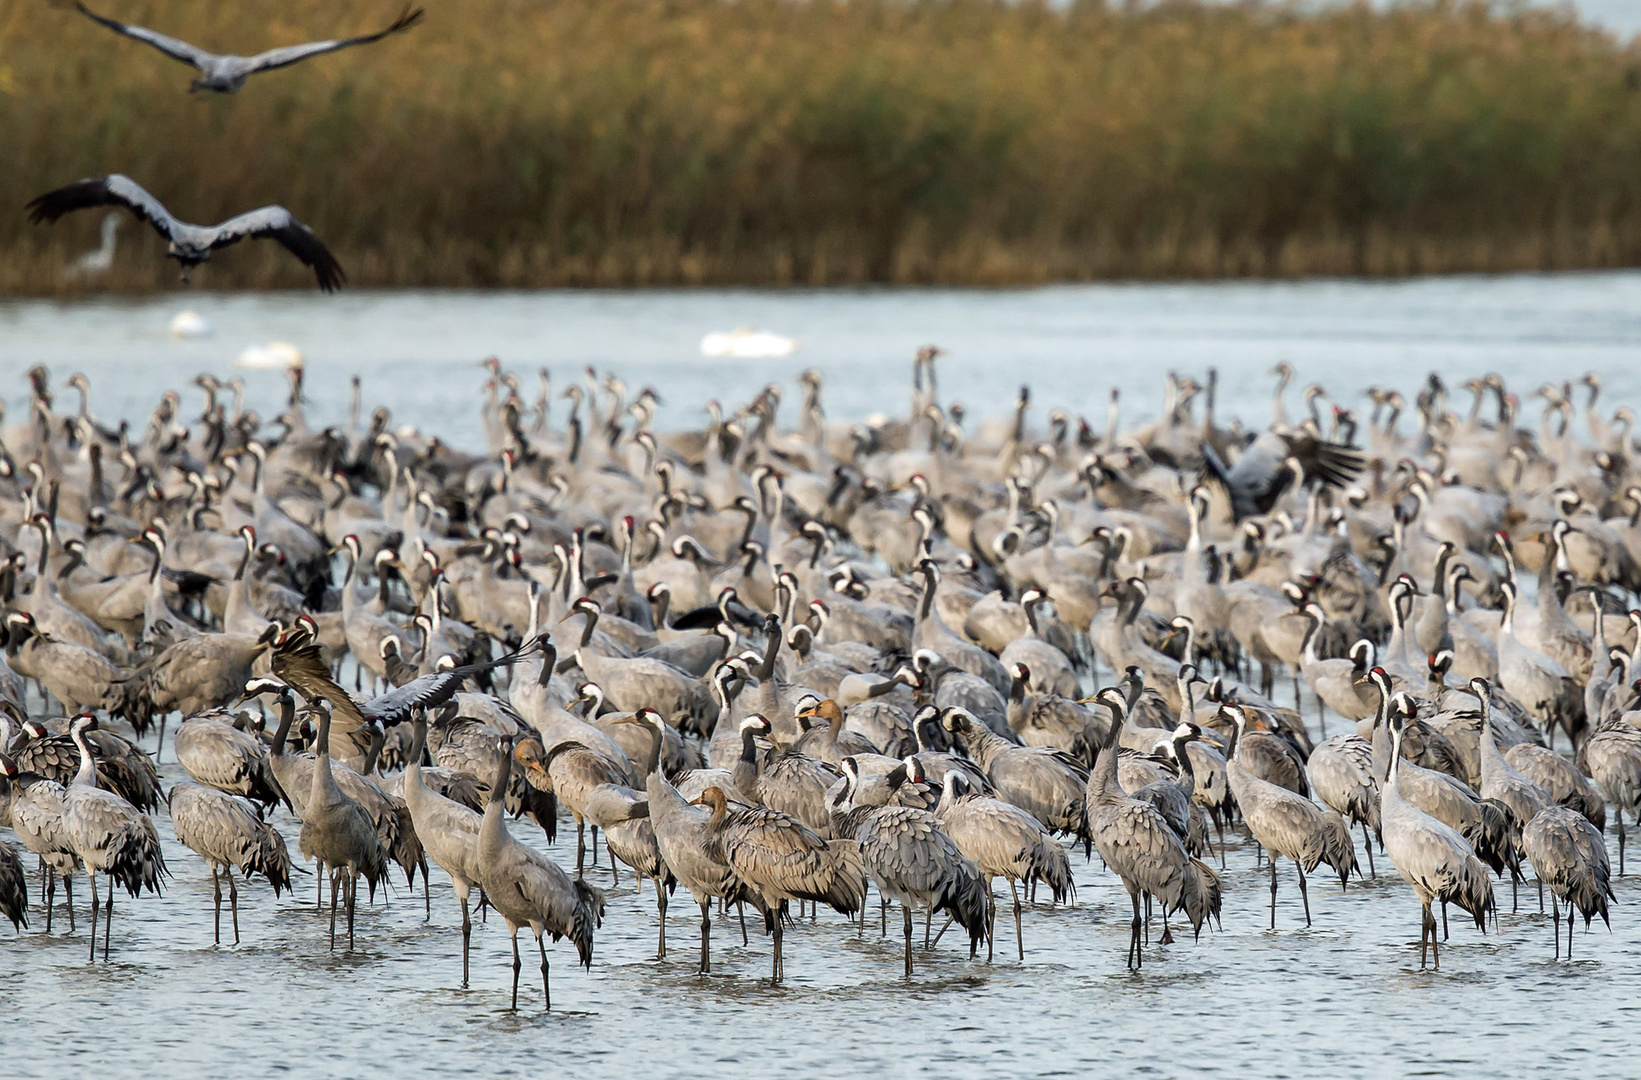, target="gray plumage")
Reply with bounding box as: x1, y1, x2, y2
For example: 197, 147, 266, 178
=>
174, 714, 283, 810
298, 703, 388, 951
16, 720, 160, 812
1581, 718, 1641, 873
74, 4, 423, 94
694, 785, 864, 981
833, 772, 988, 976
0, 760, 80, 929
166, 781, 291, 944
936, 771, 1072, 960
645, 767, 759, 974
28, 175, 344, 290
1504, 742, 1604, 831
1380, 714, 1496, 969
1084, 689, 1219, 967
60, 717, 166, 960
941, 706, 1088, 848
1226, 705, 1356, 929
477, 742, 605, 1010
1473, 681, 1553, 832
0, 841, 26, 931
402, 716, 485, 987
1522, 805, 1613, 958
